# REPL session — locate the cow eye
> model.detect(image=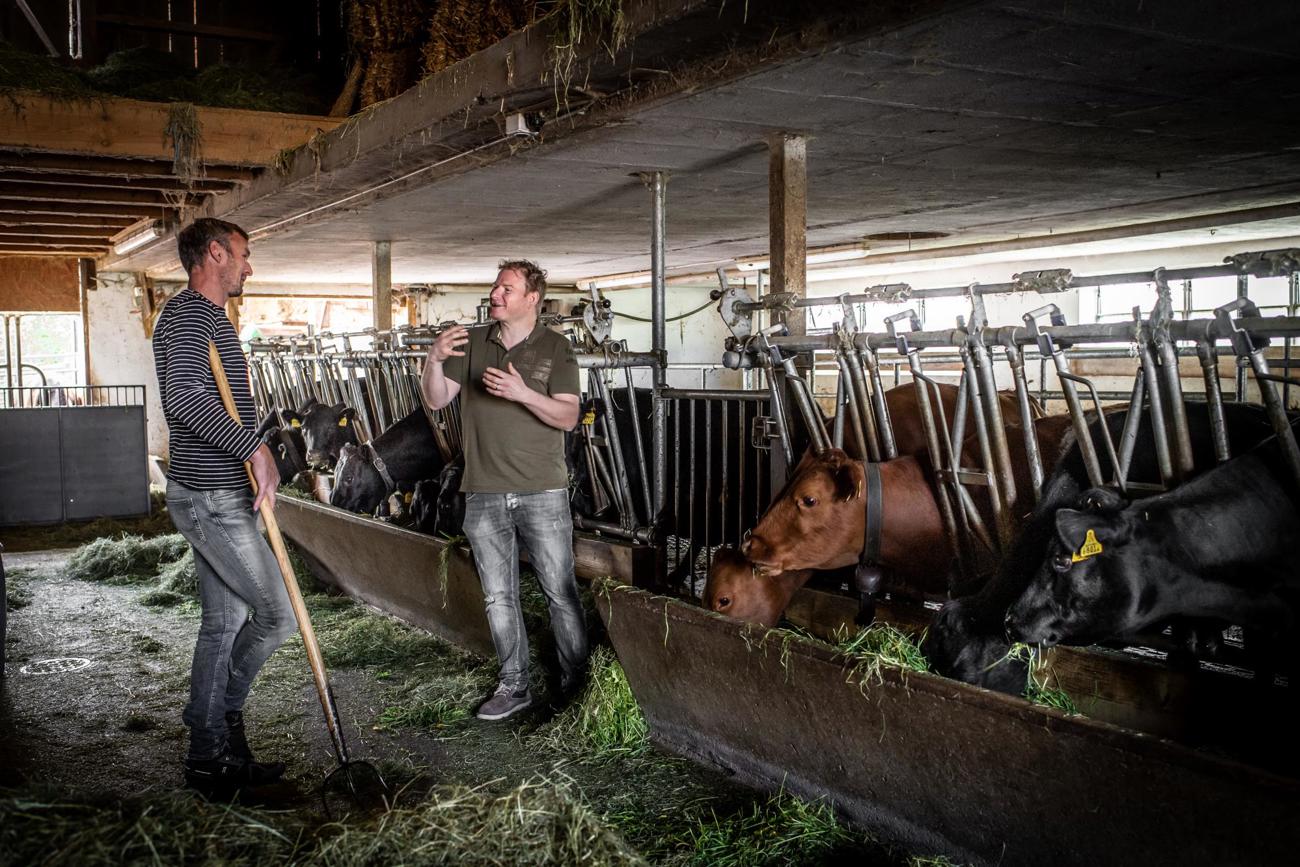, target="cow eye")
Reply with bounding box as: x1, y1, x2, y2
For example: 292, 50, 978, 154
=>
717, 596, 731, 608
799, 495, 818, 509
1052, 553, 1072, 572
